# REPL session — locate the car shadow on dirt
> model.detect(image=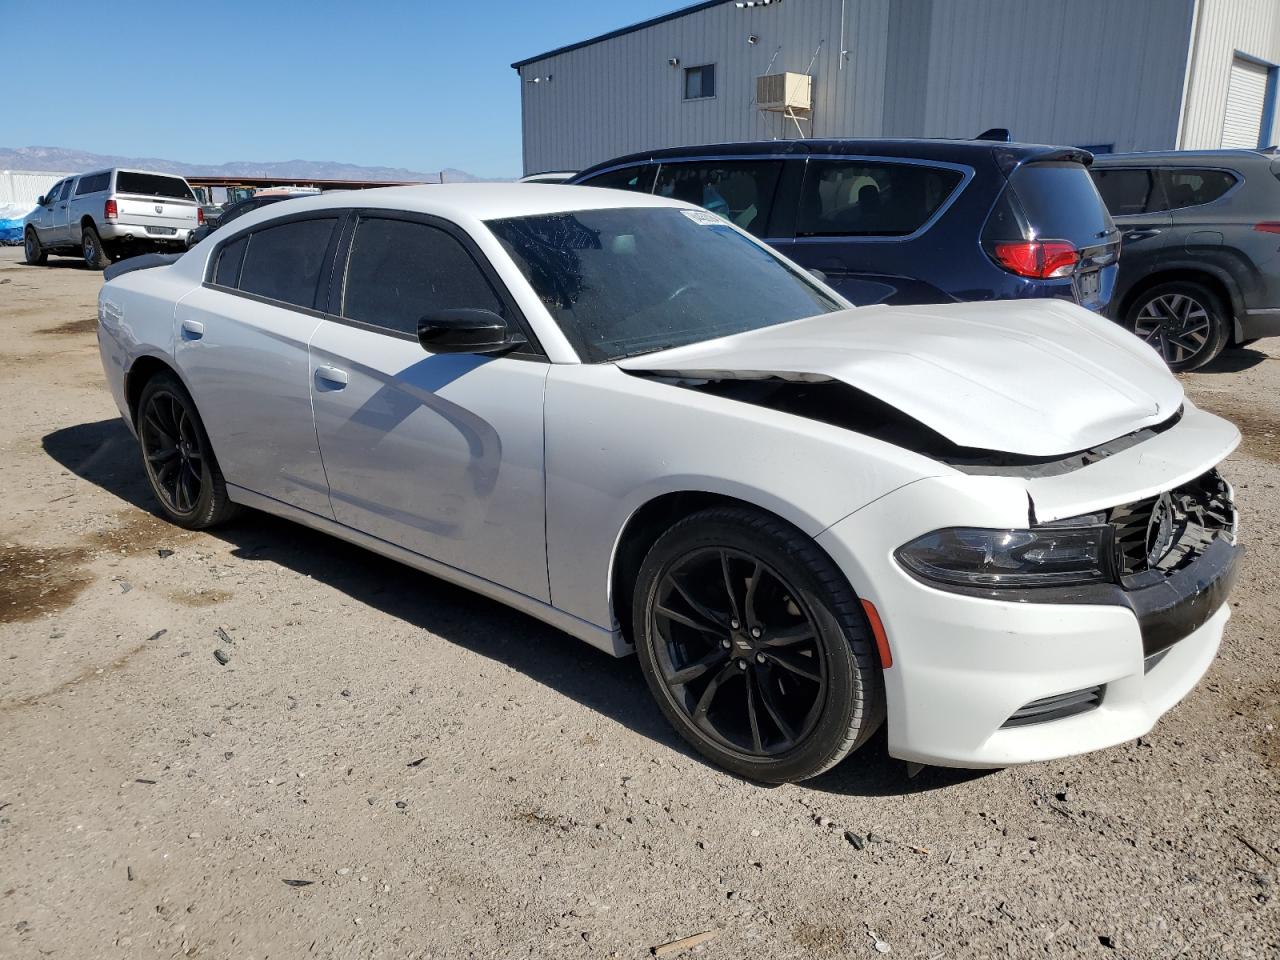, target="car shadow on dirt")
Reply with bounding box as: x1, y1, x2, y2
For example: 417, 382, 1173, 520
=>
43, 417, 988, 797
1195, 346, 1269, 374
